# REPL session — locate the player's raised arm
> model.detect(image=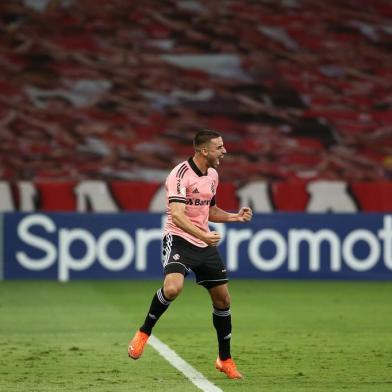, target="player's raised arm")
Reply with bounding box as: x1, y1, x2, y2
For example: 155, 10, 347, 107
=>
209, 205, 253, 223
